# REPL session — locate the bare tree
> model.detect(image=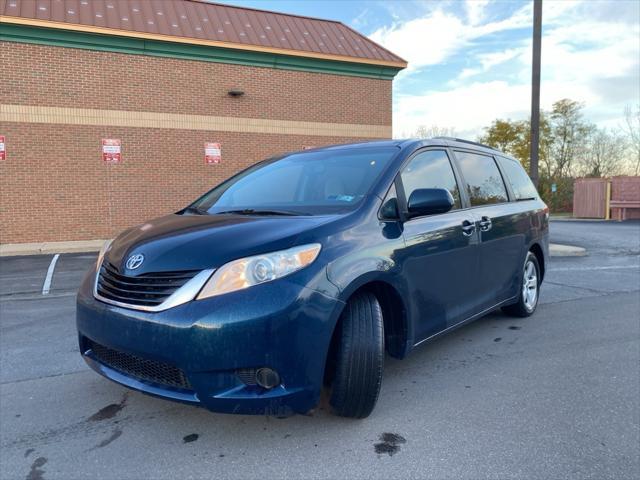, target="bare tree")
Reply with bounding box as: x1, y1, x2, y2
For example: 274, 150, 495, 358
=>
580, 128, 626, 177
623, 104, 640, 175
410, 125, 457, 139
